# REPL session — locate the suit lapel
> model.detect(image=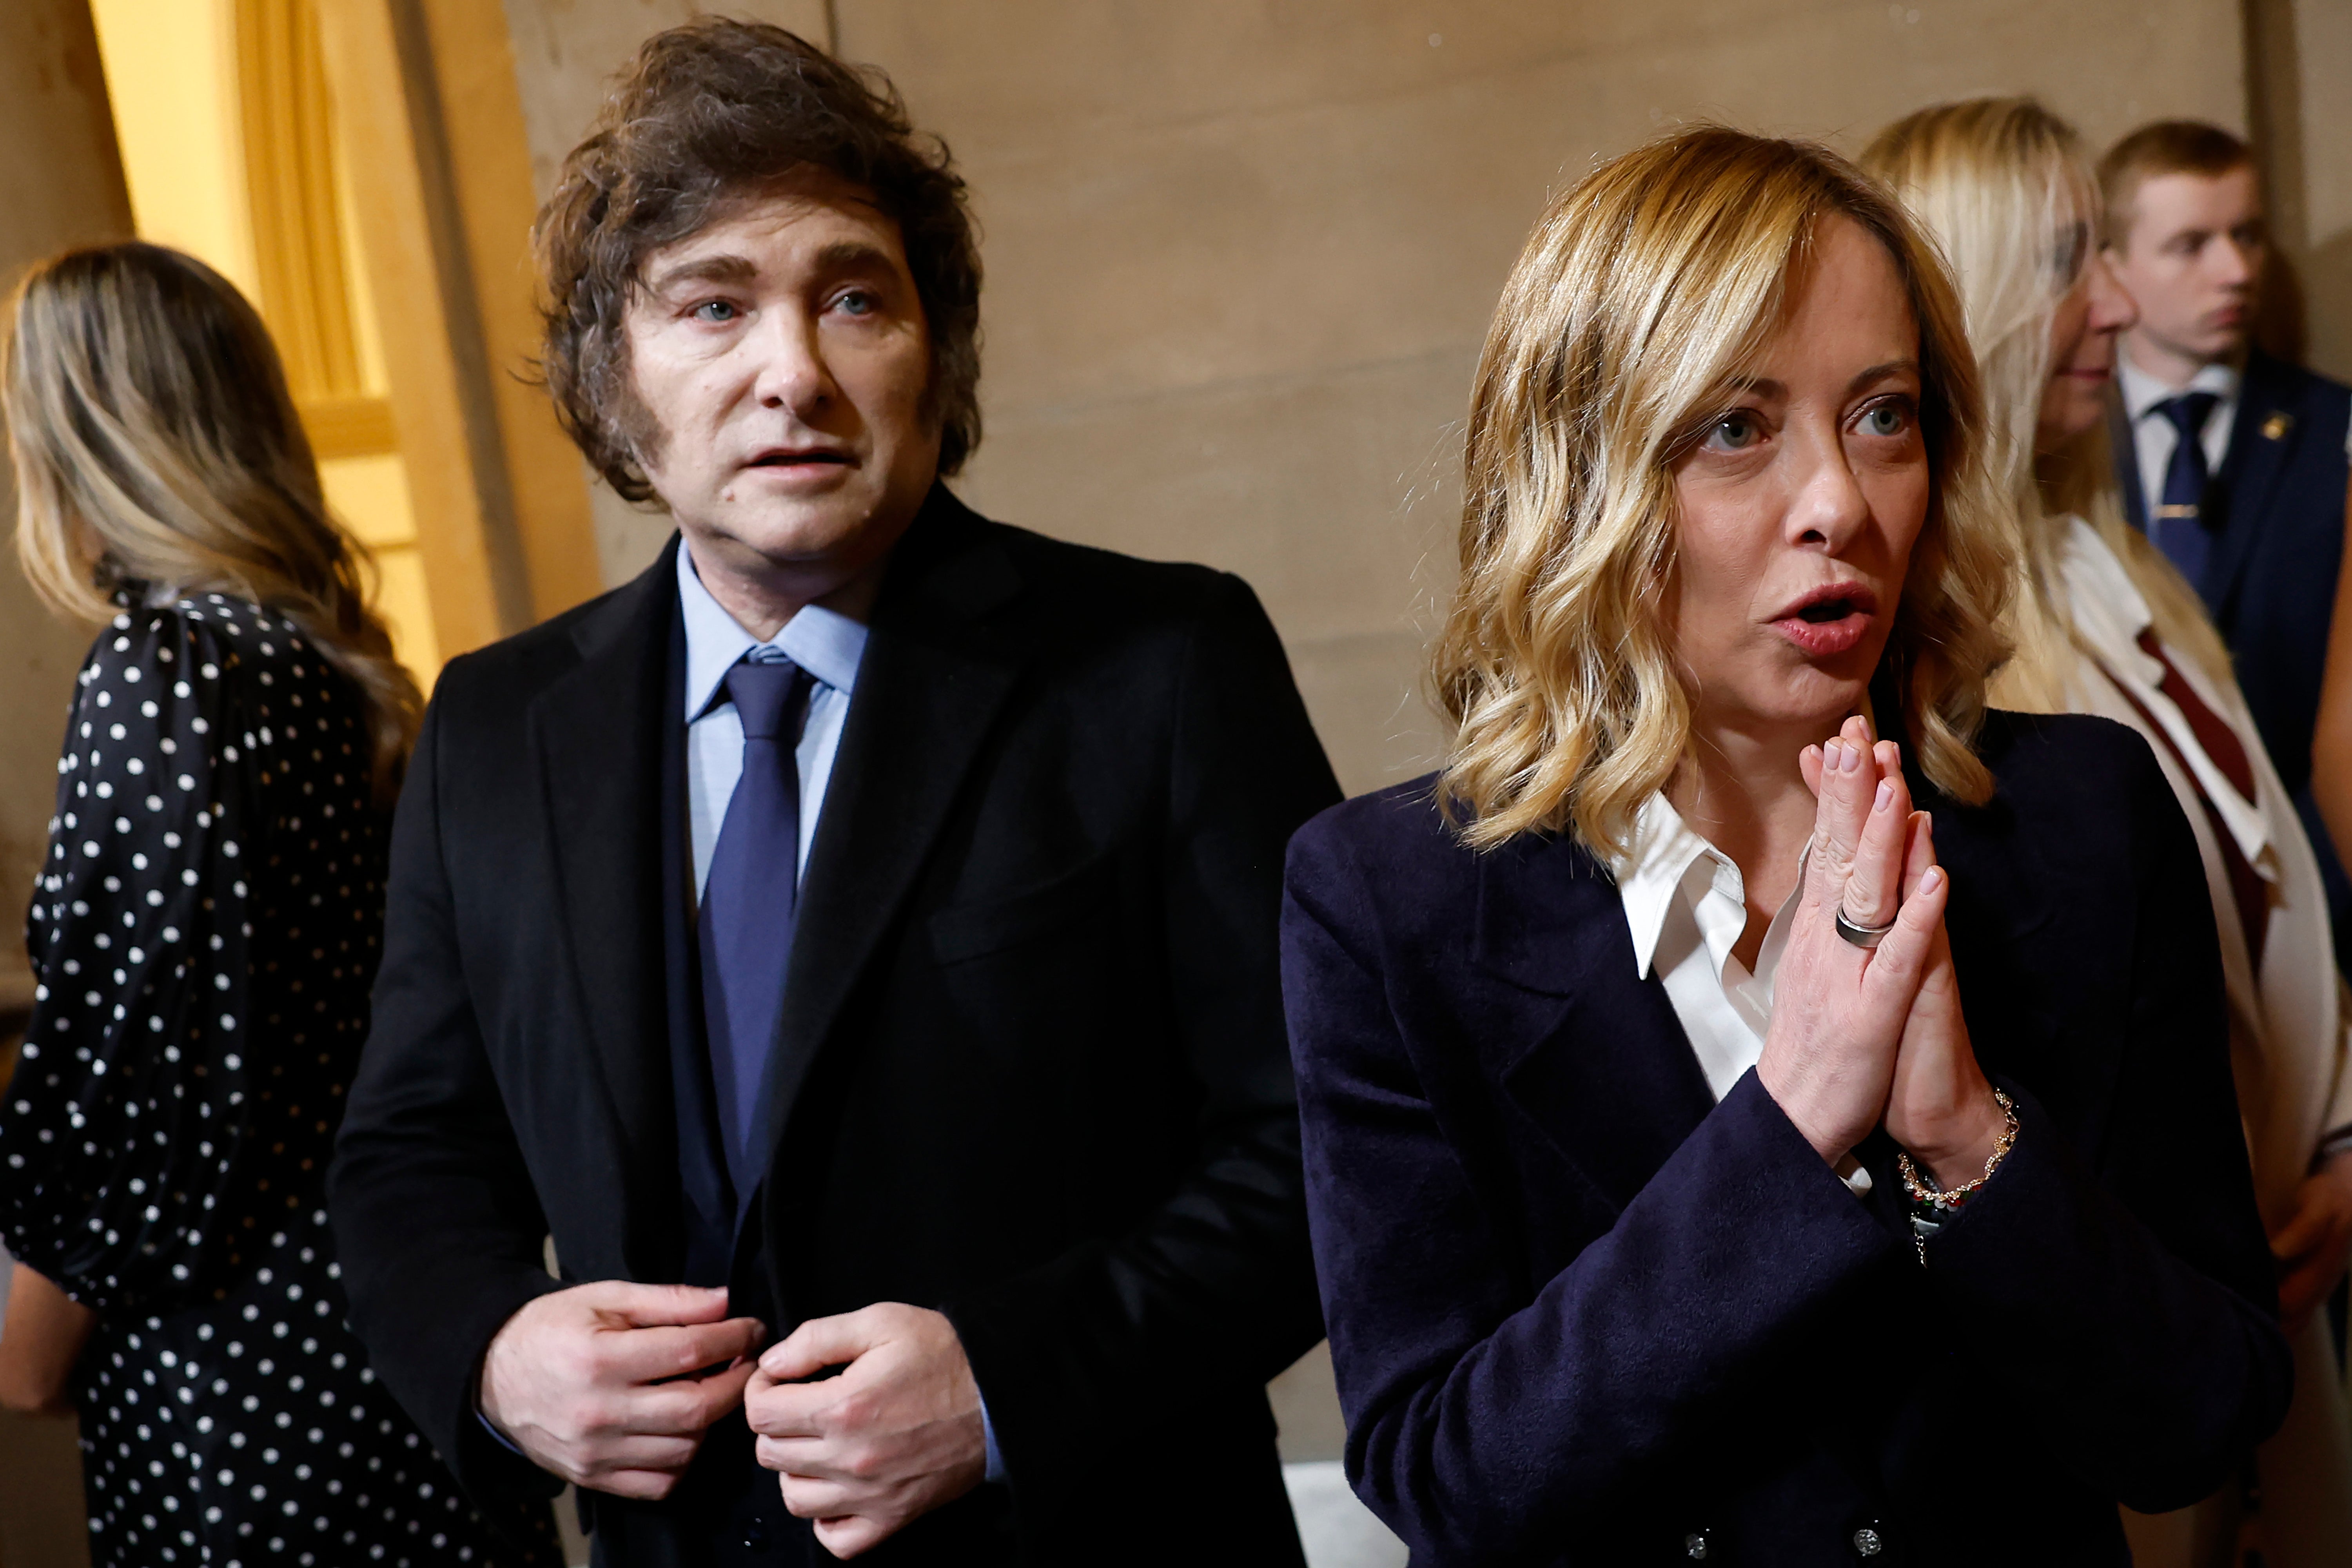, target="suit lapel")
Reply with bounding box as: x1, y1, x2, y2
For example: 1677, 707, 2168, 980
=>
2208, 350, 2303, 615
755, 489, 1034, 1166
530, 542, 681, 1235
1475, 832, 1717, 1212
